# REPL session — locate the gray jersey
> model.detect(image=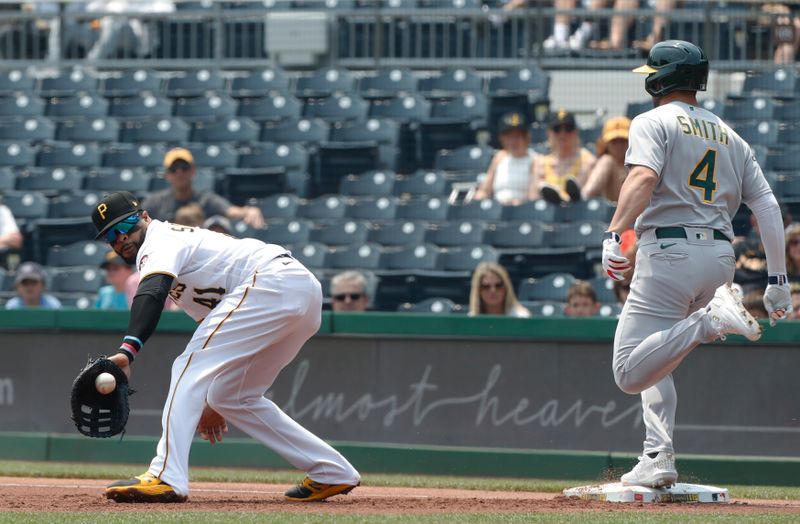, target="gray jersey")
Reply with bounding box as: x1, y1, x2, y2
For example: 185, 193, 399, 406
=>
626, 101, 772, 240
